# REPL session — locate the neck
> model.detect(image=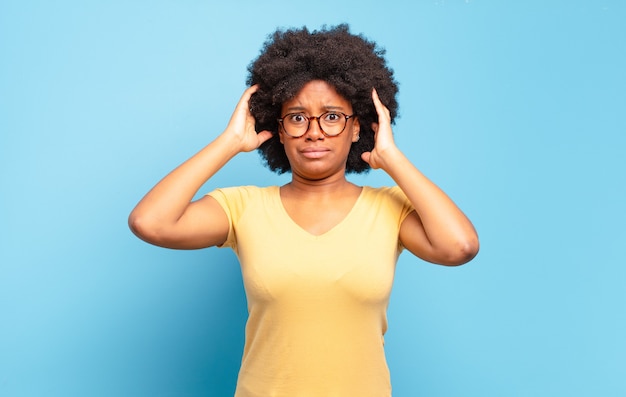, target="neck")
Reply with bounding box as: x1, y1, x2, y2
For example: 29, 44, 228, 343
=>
285, 172, 355, 196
